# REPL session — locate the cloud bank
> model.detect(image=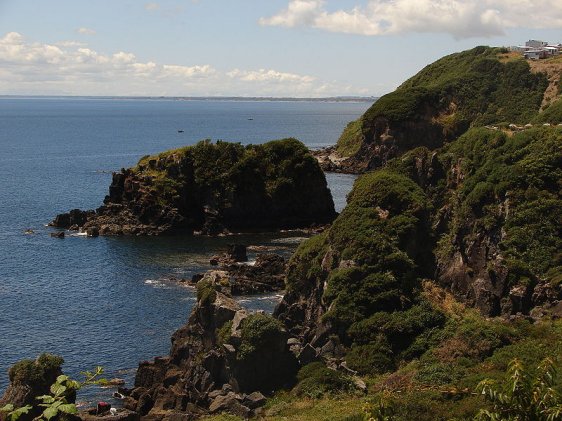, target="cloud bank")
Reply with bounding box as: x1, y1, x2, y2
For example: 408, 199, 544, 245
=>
0, 32, 360, 96
259, 0, 562, 39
